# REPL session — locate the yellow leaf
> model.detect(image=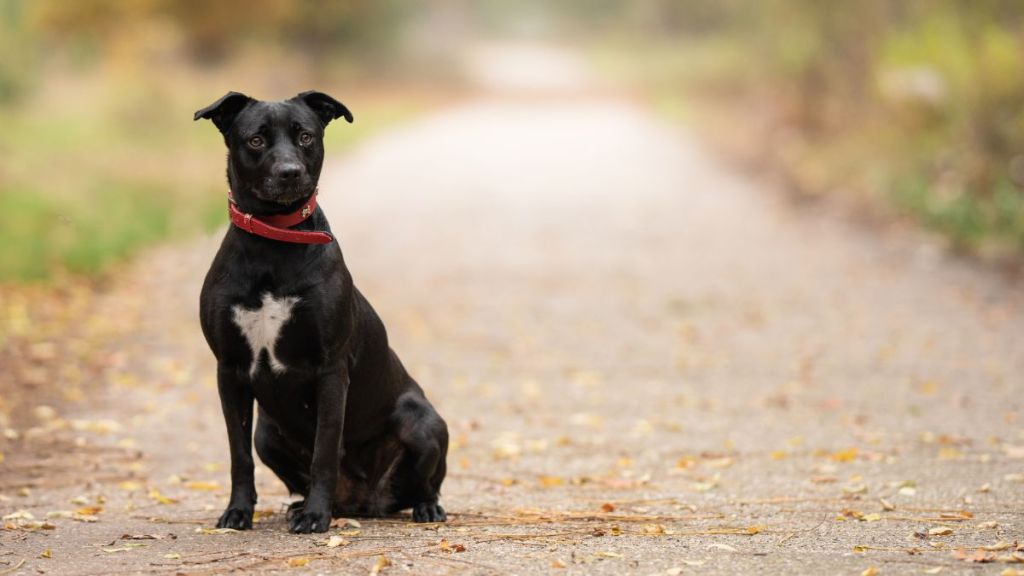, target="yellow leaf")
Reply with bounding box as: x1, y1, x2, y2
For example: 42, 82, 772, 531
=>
770, 450, 787, 460
253, 509, 275, 522
538, 476, 564, 487
163, 553, 181, 559
39, 549, 51, 559
830, 448, 859, 462
184, 481, 220, 492
928, 527, 953, 536
75, 506, 102, 516
595, 551, 623, 558
371, 555, 392, 575
287, 557, 309, 567
148, 489, 177, 505
861, 567, 879, 576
